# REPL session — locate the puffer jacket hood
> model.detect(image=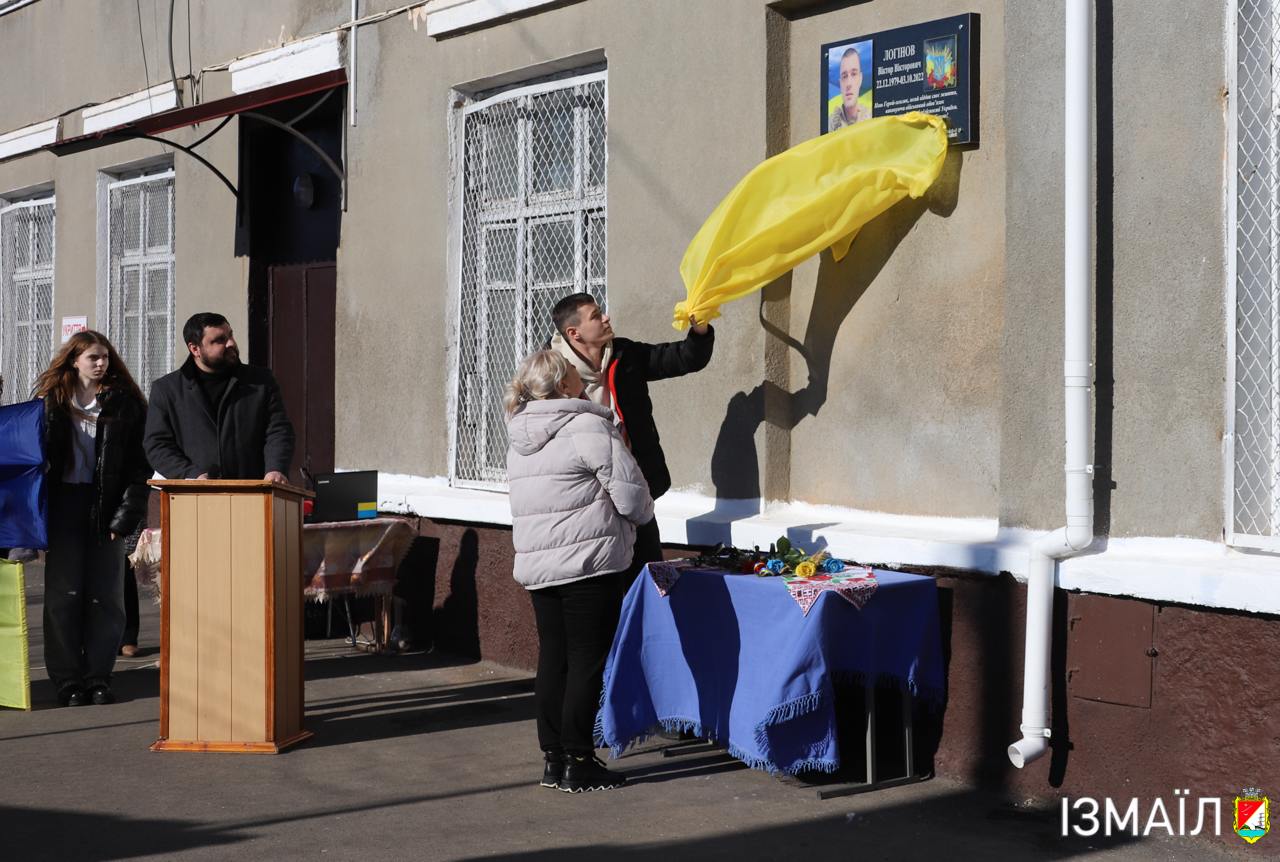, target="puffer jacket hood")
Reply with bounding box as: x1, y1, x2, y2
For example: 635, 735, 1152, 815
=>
506, 398, 606, 455
506, 397, 654, 590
